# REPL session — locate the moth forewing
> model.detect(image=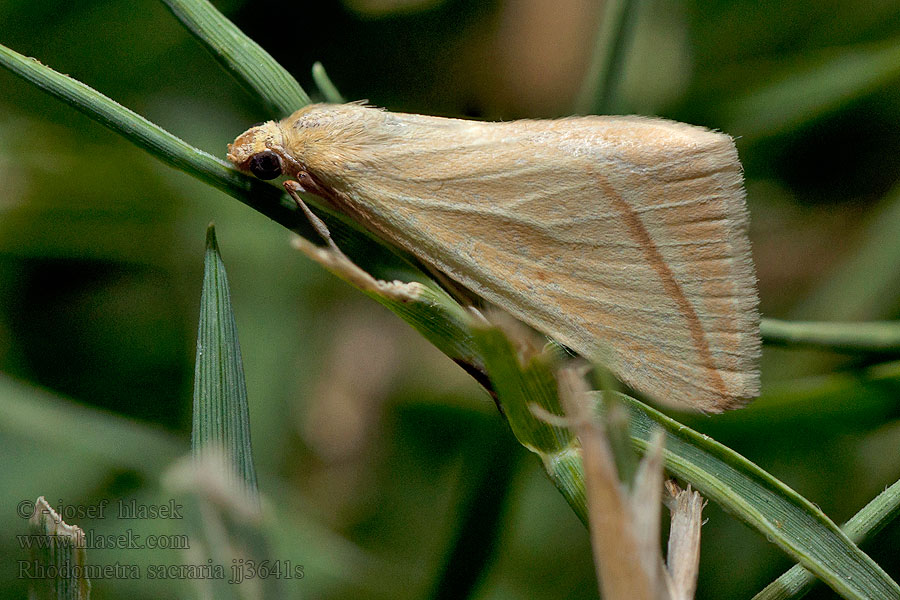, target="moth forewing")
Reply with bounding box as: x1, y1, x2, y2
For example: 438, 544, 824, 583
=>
229, 103, 761, 412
